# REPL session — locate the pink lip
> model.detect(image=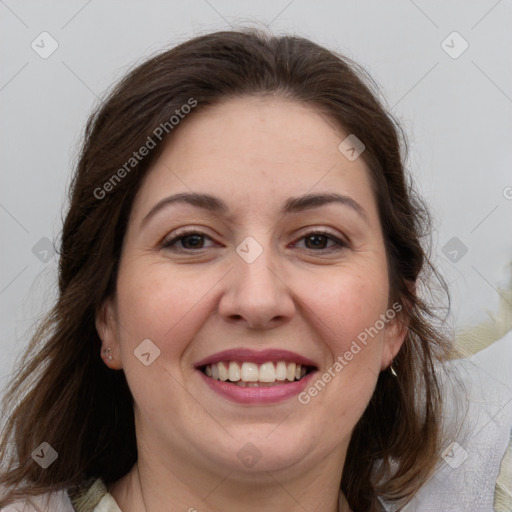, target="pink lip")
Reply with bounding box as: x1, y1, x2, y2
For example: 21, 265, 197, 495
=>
194, 348, 318, 368
198, 369, 318, 404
